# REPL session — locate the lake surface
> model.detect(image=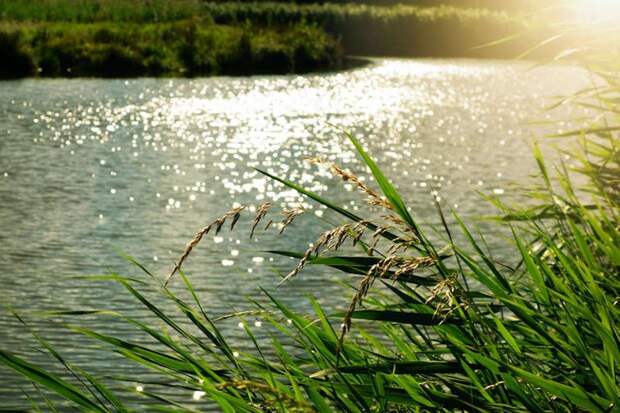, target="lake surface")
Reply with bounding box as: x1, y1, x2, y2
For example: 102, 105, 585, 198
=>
0, 58, 588, 409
